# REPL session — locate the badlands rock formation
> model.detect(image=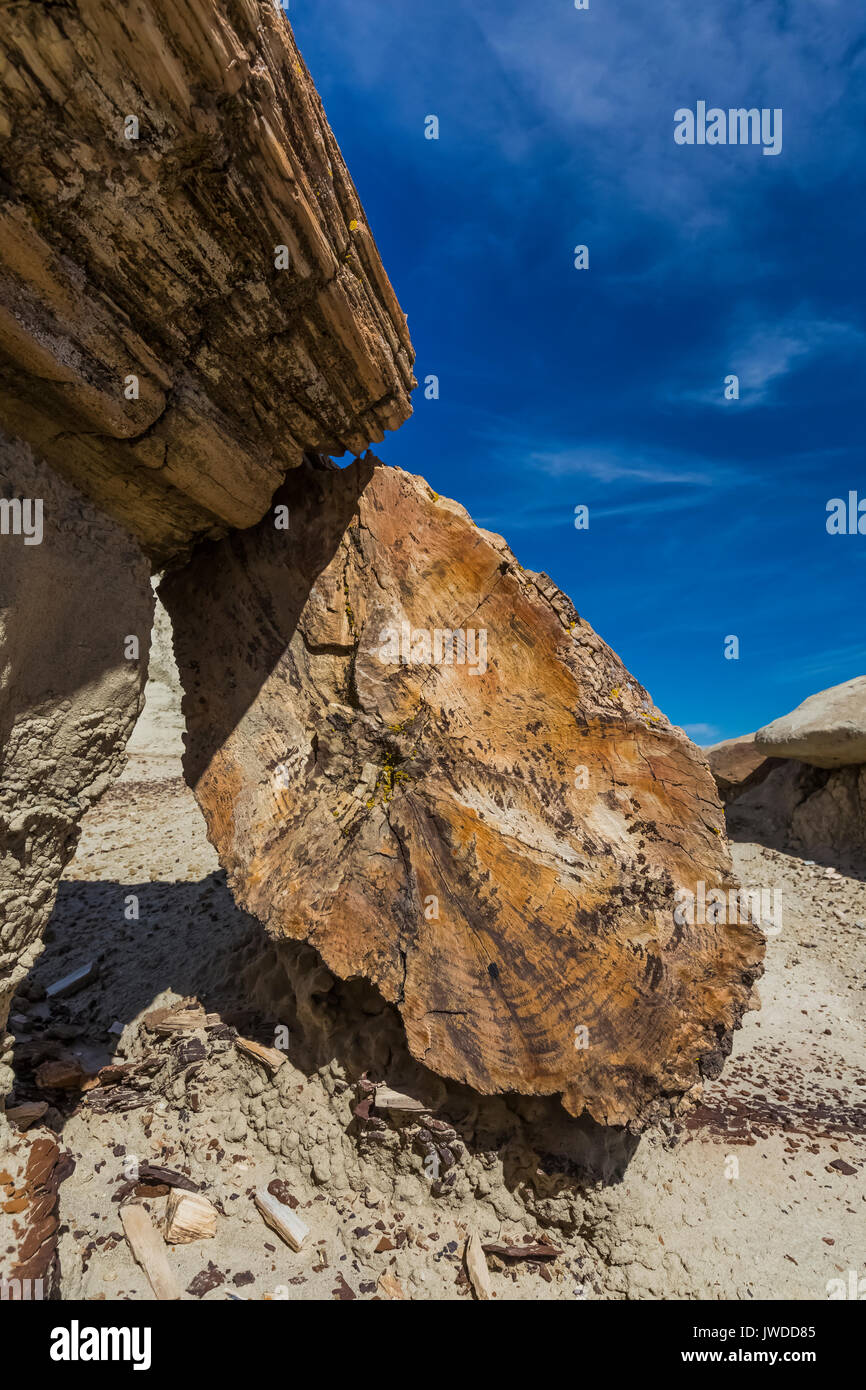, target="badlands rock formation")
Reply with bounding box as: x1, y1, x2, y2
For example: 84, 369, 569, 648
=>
123, 585, 186, 781
0, 0, 411, 1140
0, 0, 414, 563
162, 456, 764, 1129
711, 679, 866, 866
1, 0, 762, 1157
755, 677, 866, 768
0, 437, 151, 1102
705, 732, 775, 804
